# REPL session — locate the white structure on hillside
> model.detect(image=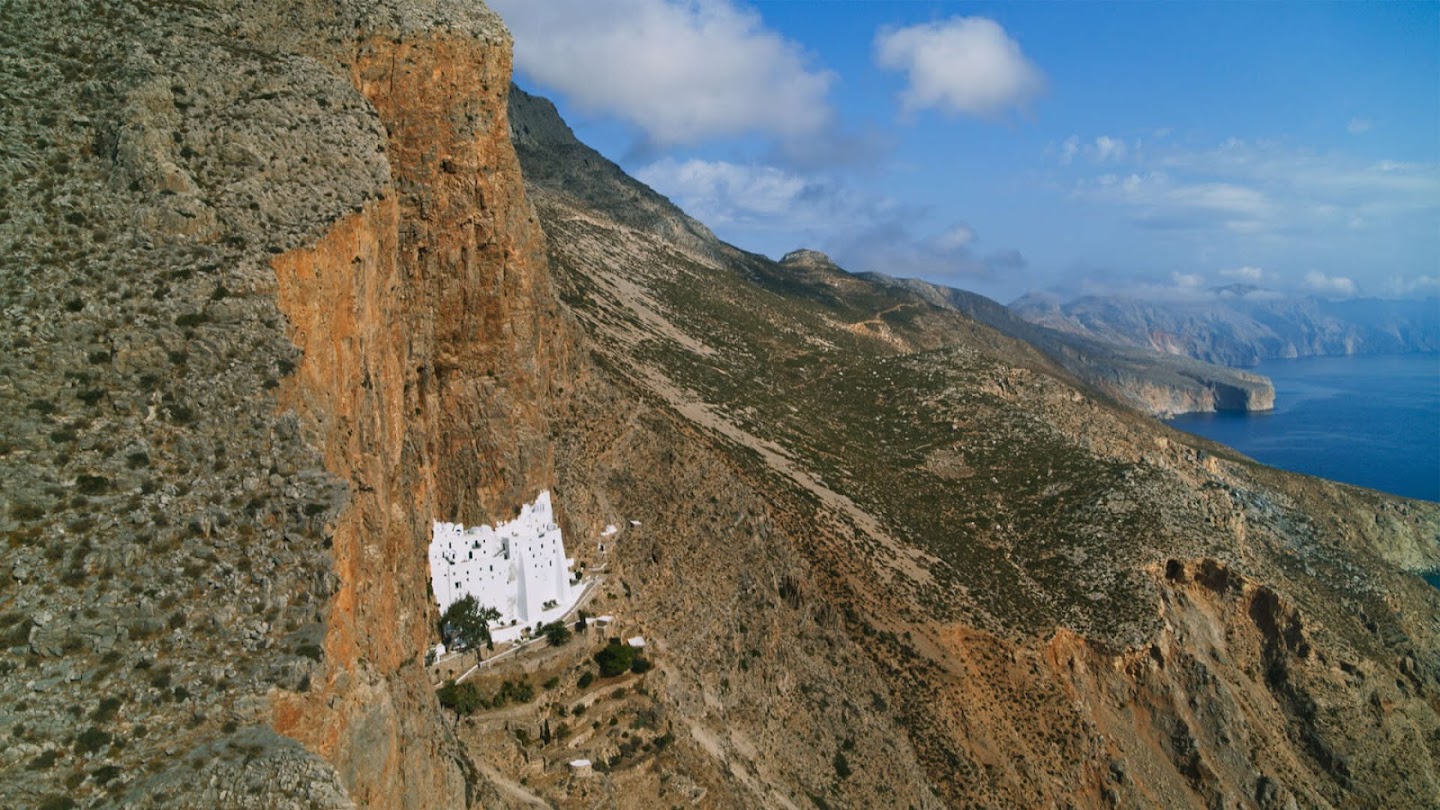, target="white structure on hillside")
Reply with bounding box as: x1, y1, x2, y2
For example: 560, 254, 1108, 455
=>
429, 491, 579, 643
